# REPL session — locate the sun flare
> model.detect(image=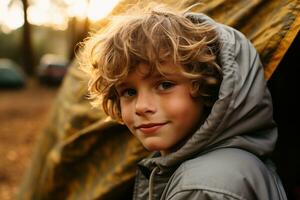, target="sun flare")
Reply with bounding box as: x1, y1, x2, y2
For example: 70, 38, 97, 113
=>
0, 0, 121, 32
87, 0, 120, 22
